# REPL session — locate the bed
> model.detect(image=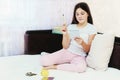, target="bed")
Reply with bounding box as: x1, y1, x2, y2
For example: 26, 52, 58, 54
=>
0, 55, 120, 80
0, 30, 120, 80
